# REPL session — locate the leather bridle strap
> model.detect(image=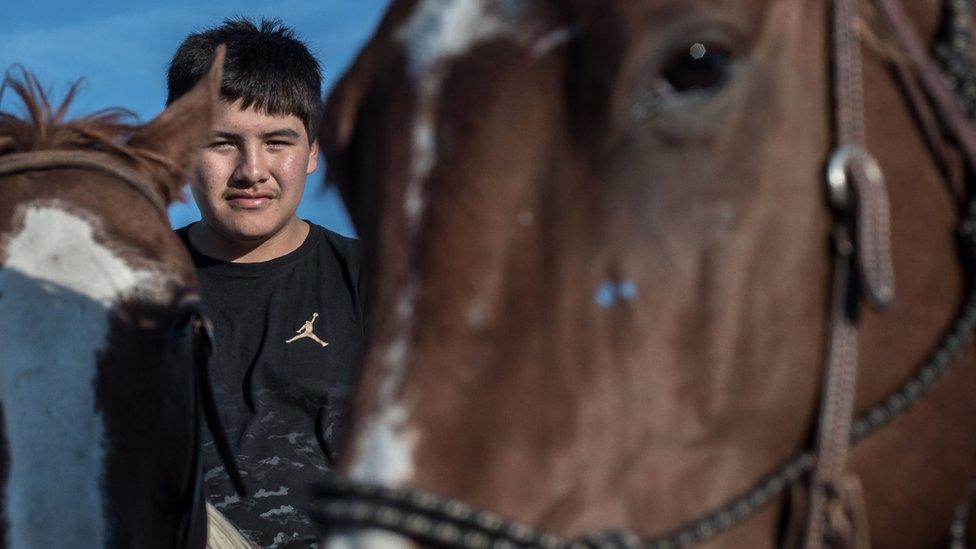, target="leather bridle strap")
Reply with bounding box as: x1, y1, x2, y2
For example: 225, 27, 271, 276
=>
805, 0, 976, 546
195, 314, 249, 499
807, 0, 976, 546
804, 0, 892, 546
177, 312, 209, 549
0, 150, 169, 219
178, 312, 249, 549
876, 0, 976, 171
